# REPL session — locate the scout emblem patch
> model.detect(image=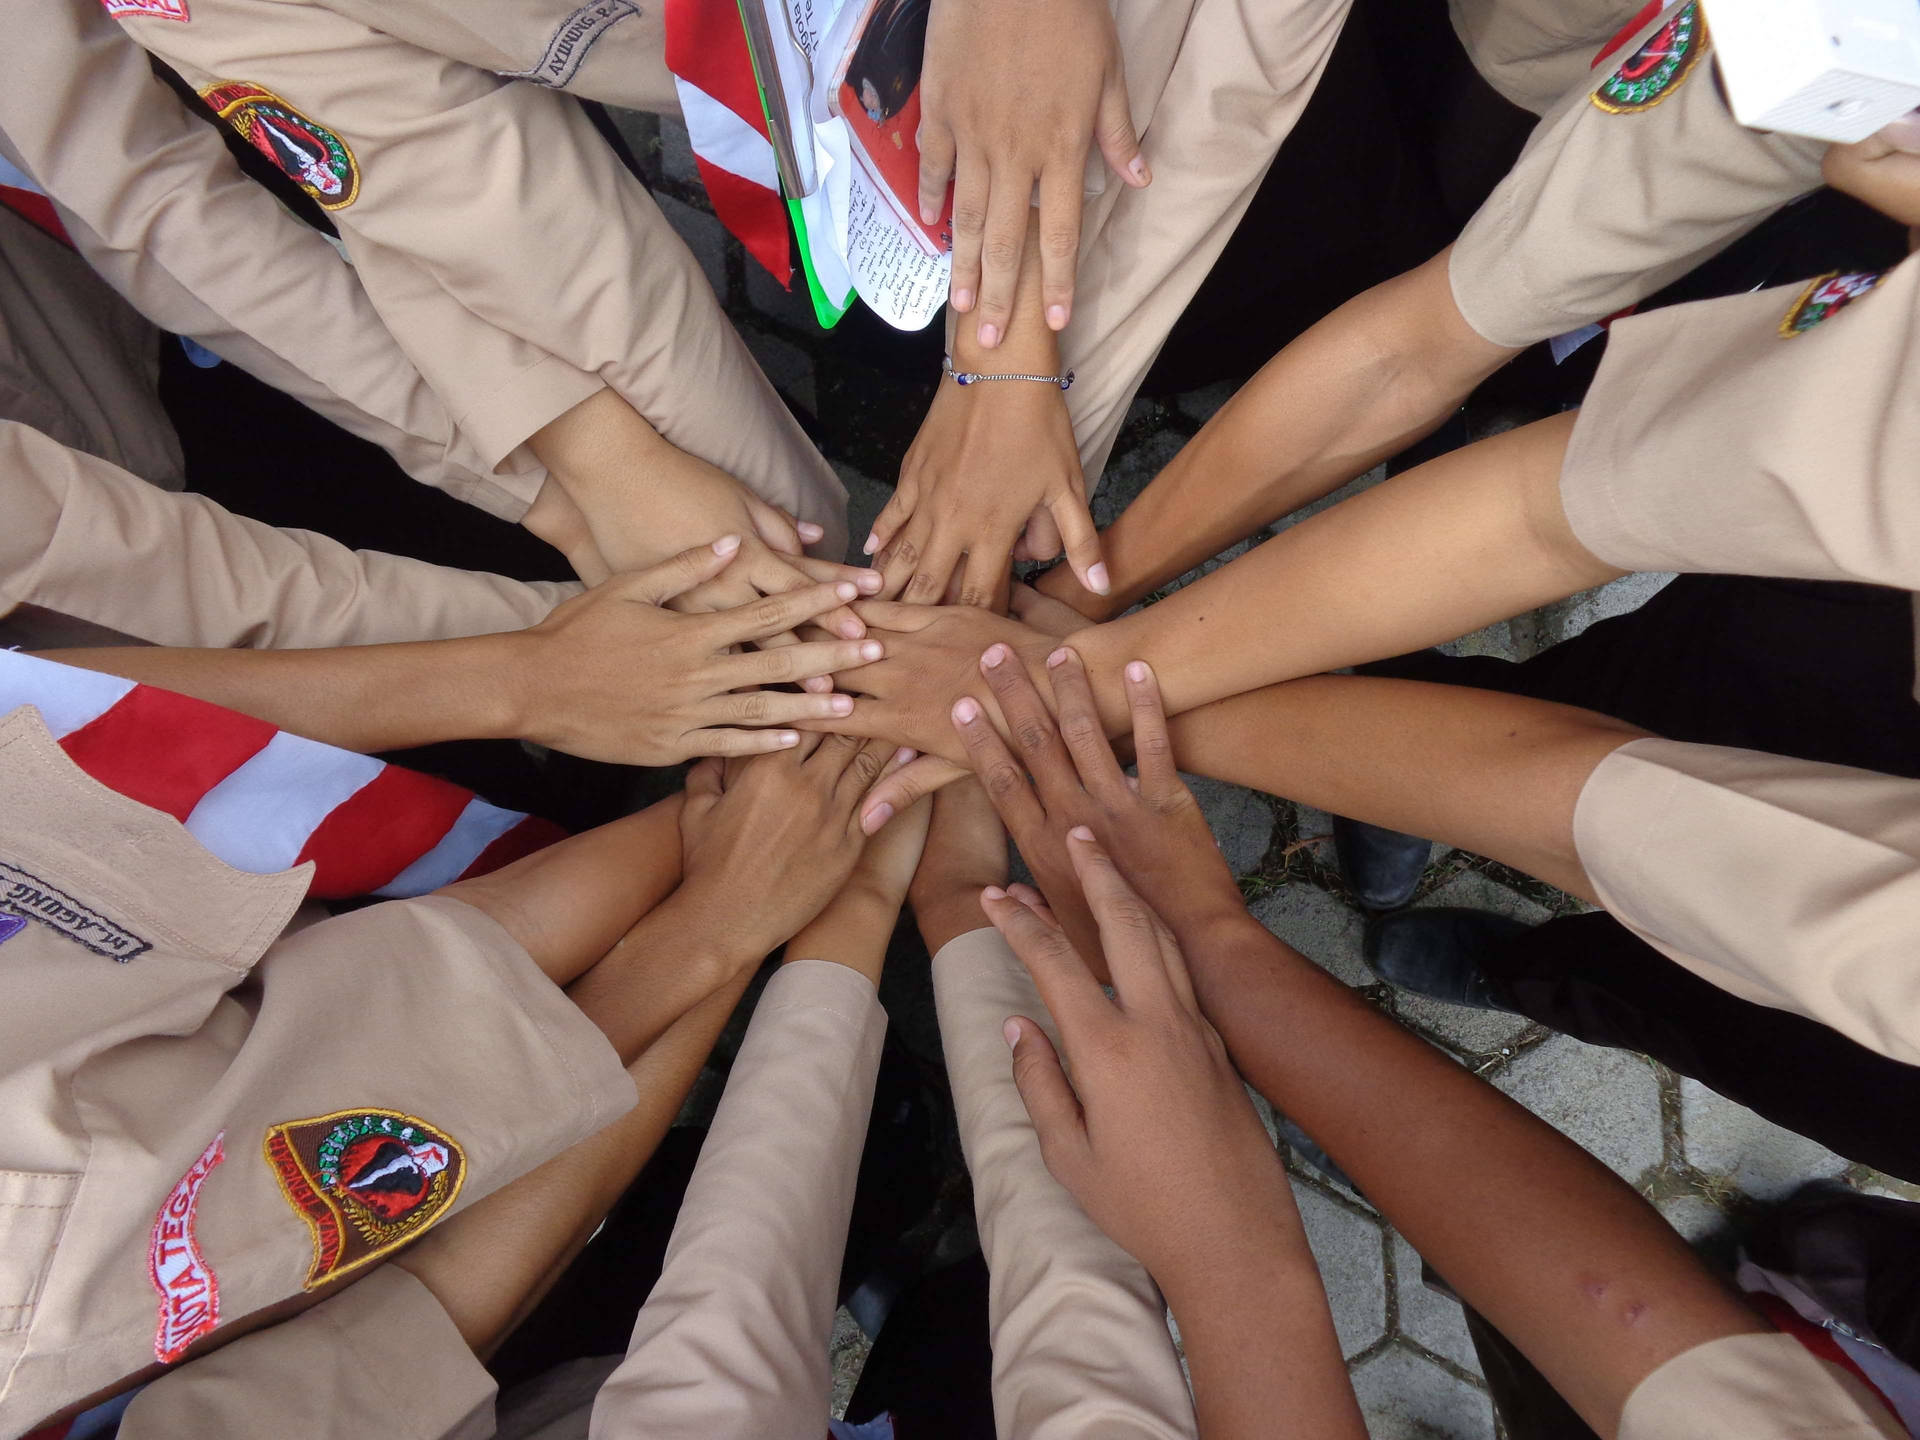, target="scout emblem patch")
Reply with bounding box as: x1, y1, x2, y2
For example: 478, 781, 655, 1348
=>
149, 1133, 224, 1363
101, 0, 190, 18
1779, 271, 1884, 336
198, 82, 359, 210
1592, 2, 1706, 114
265, 1109, 464, 1287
